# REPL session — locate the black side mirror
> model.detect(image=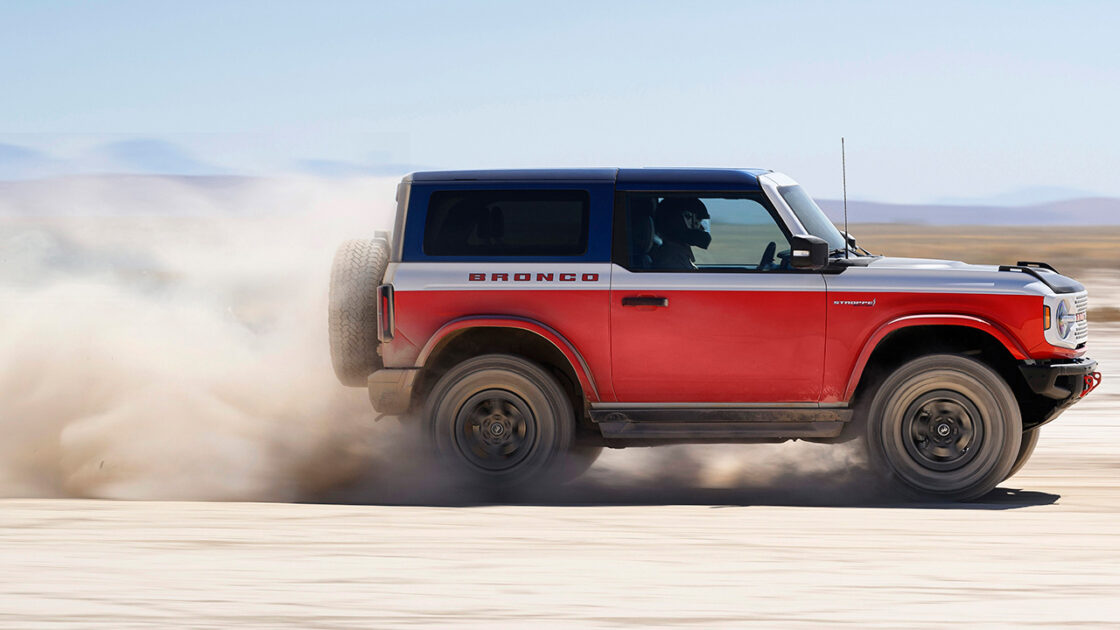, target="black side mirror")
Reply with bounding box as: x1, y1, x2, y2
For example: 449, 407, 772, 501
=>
790, 235, 829, 270
840, 231, 858, 249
